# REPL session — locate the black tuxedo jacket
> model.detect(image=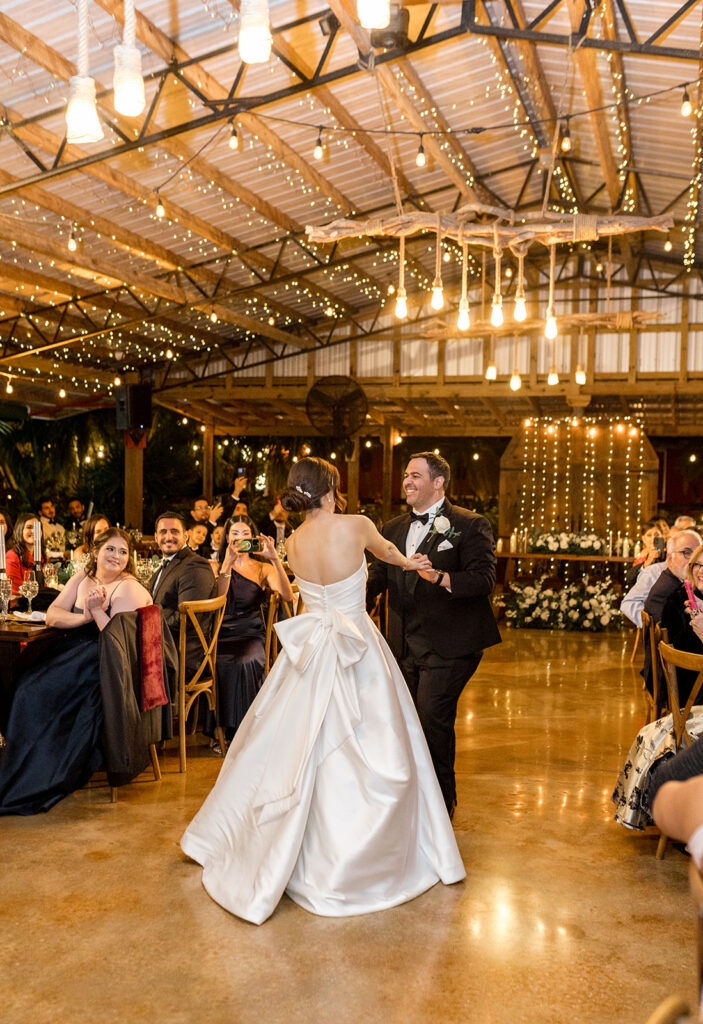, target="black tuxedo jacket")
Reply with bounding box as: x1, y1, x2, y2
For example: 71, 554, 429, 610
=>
366, 499, 501, 660
149, 546, 217, 667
